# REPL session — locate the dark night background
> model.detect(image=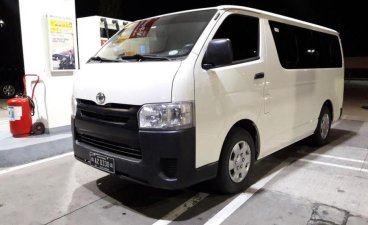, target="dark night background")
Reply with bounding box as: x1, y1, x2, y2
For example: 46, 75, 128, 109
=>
76, 0, 368, 57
